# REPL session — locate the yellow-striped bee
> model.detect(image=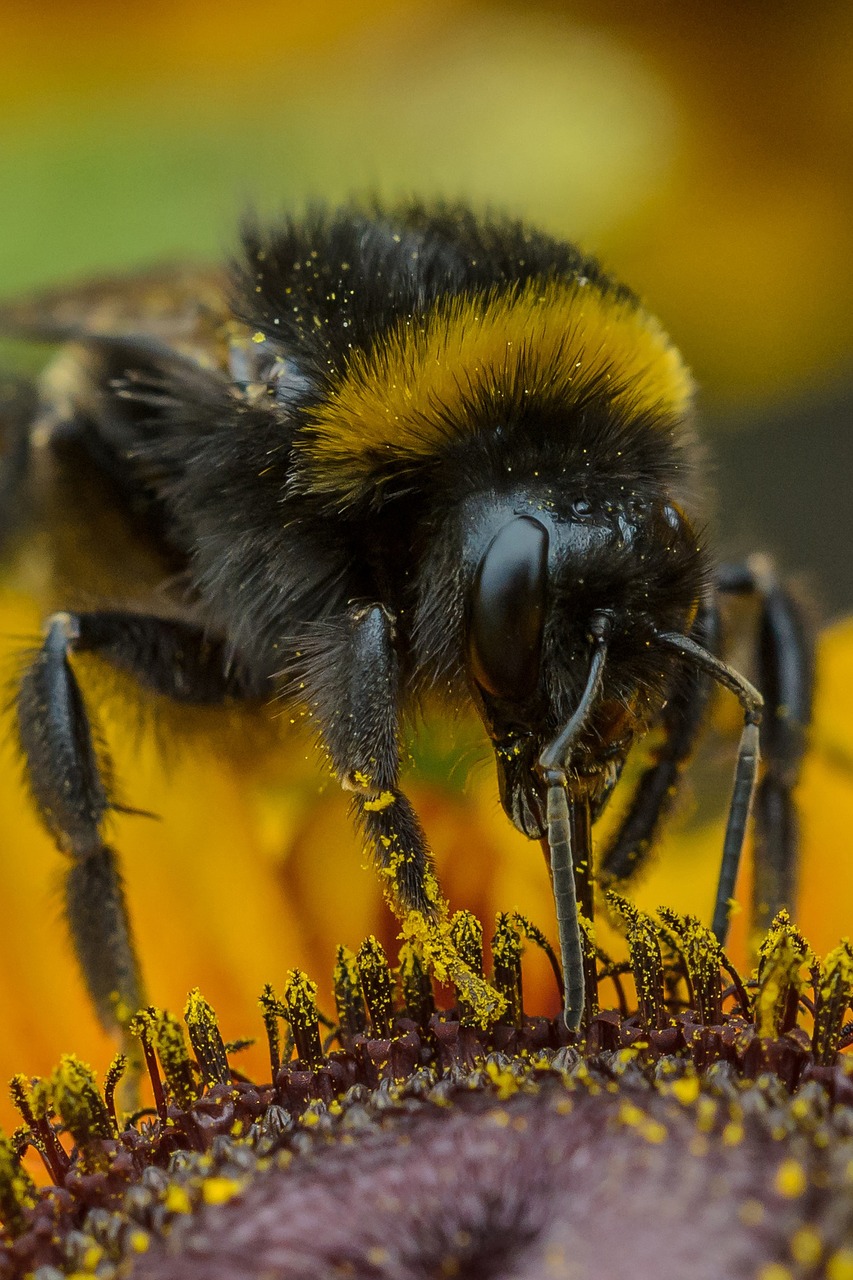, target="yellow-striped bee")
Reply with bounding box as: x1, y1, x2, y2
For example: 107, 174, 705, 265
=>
0, 203, 812, 1031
